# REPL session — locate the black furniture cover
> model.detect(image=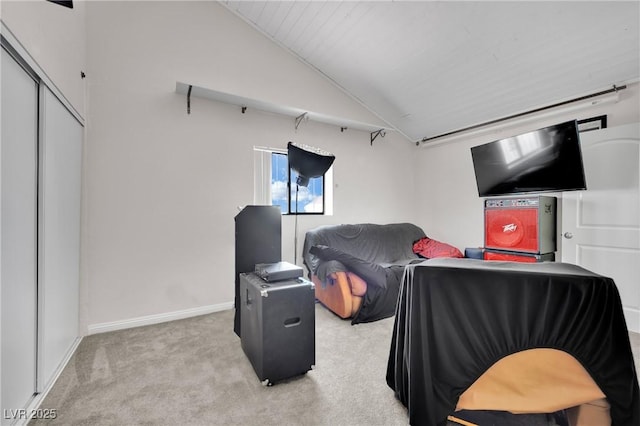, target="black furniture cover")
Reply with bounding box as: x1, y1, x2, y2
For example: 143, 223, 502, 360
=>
303, 222, 426, 323
386, 258, 639, 426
